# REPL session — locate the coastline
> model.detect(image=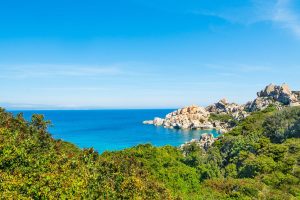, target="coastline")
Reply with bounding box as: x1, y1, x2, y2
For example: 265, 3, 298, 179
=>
10, 109, 217, 153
